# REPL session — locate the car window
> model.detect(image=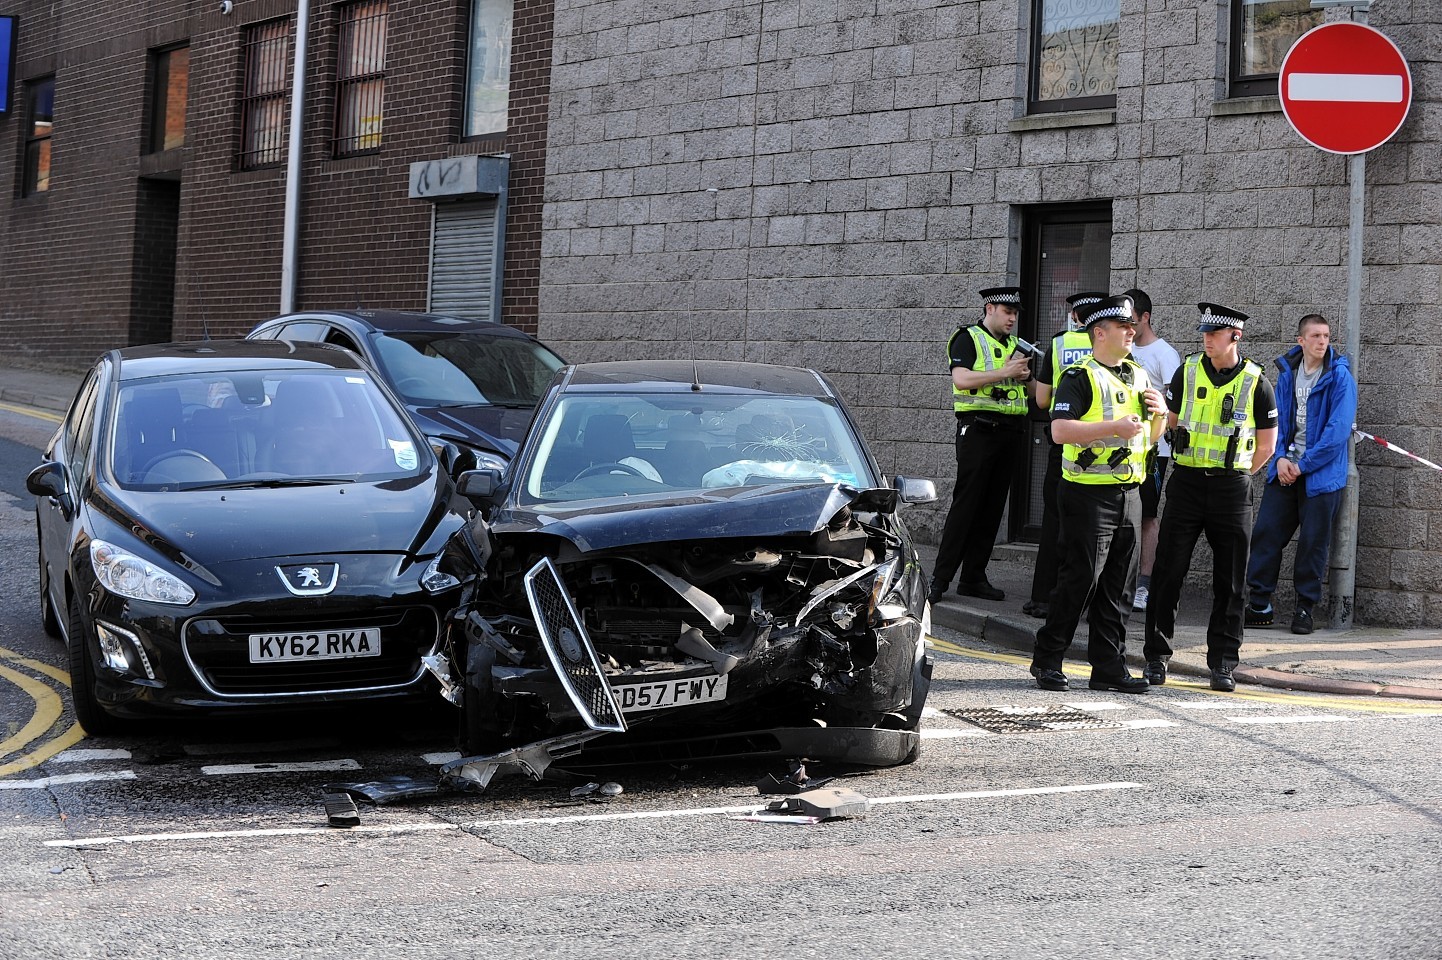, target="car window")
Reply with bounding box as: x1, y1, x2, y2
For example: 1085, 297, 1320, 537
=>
520, 393, 872, 504
65, 371, 101, 479
371, 332, 563, 407
109, 369, 426, 490
275, 321, 328, 343
323, 329, 362, 353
